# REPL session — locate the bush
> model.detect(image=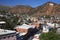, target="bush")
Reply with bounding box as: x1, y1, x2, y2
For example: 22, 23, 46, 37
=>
2, 16, 19, 30
40, 31, 60, 40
